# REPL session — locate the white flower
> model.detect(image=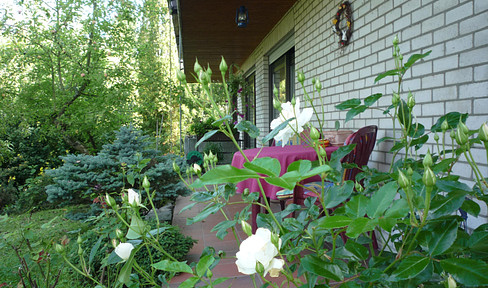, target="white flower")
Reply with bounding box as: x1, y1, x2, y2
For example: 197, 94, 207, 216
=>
193, 163, 202, 174
270, 97, 313, 147
235, 228, 284, 277
127, 188, 141, 206
114, 242, 134, 261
